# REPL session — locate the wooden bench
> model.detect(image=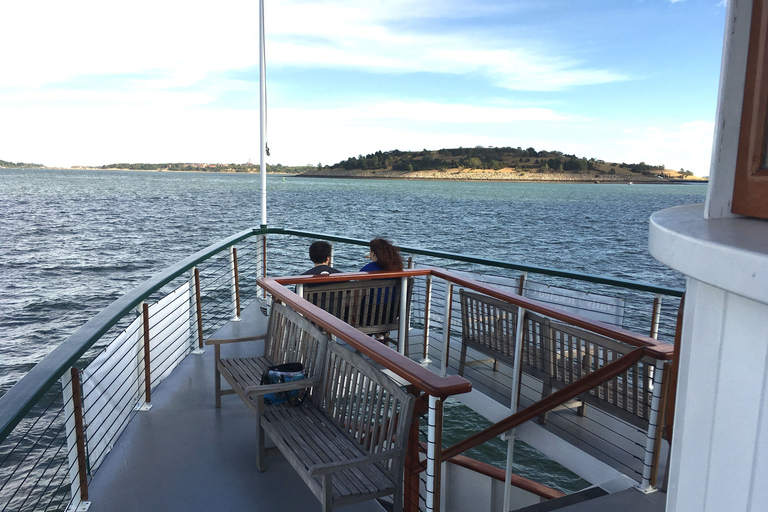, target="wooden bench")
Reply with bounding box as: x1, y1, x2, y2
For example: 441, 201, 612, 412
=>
458, 288, 660, 429
221, 302, 415, 512
209, 301, 327, 413
252, 340, 415, 512
301, 277, 413, 354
